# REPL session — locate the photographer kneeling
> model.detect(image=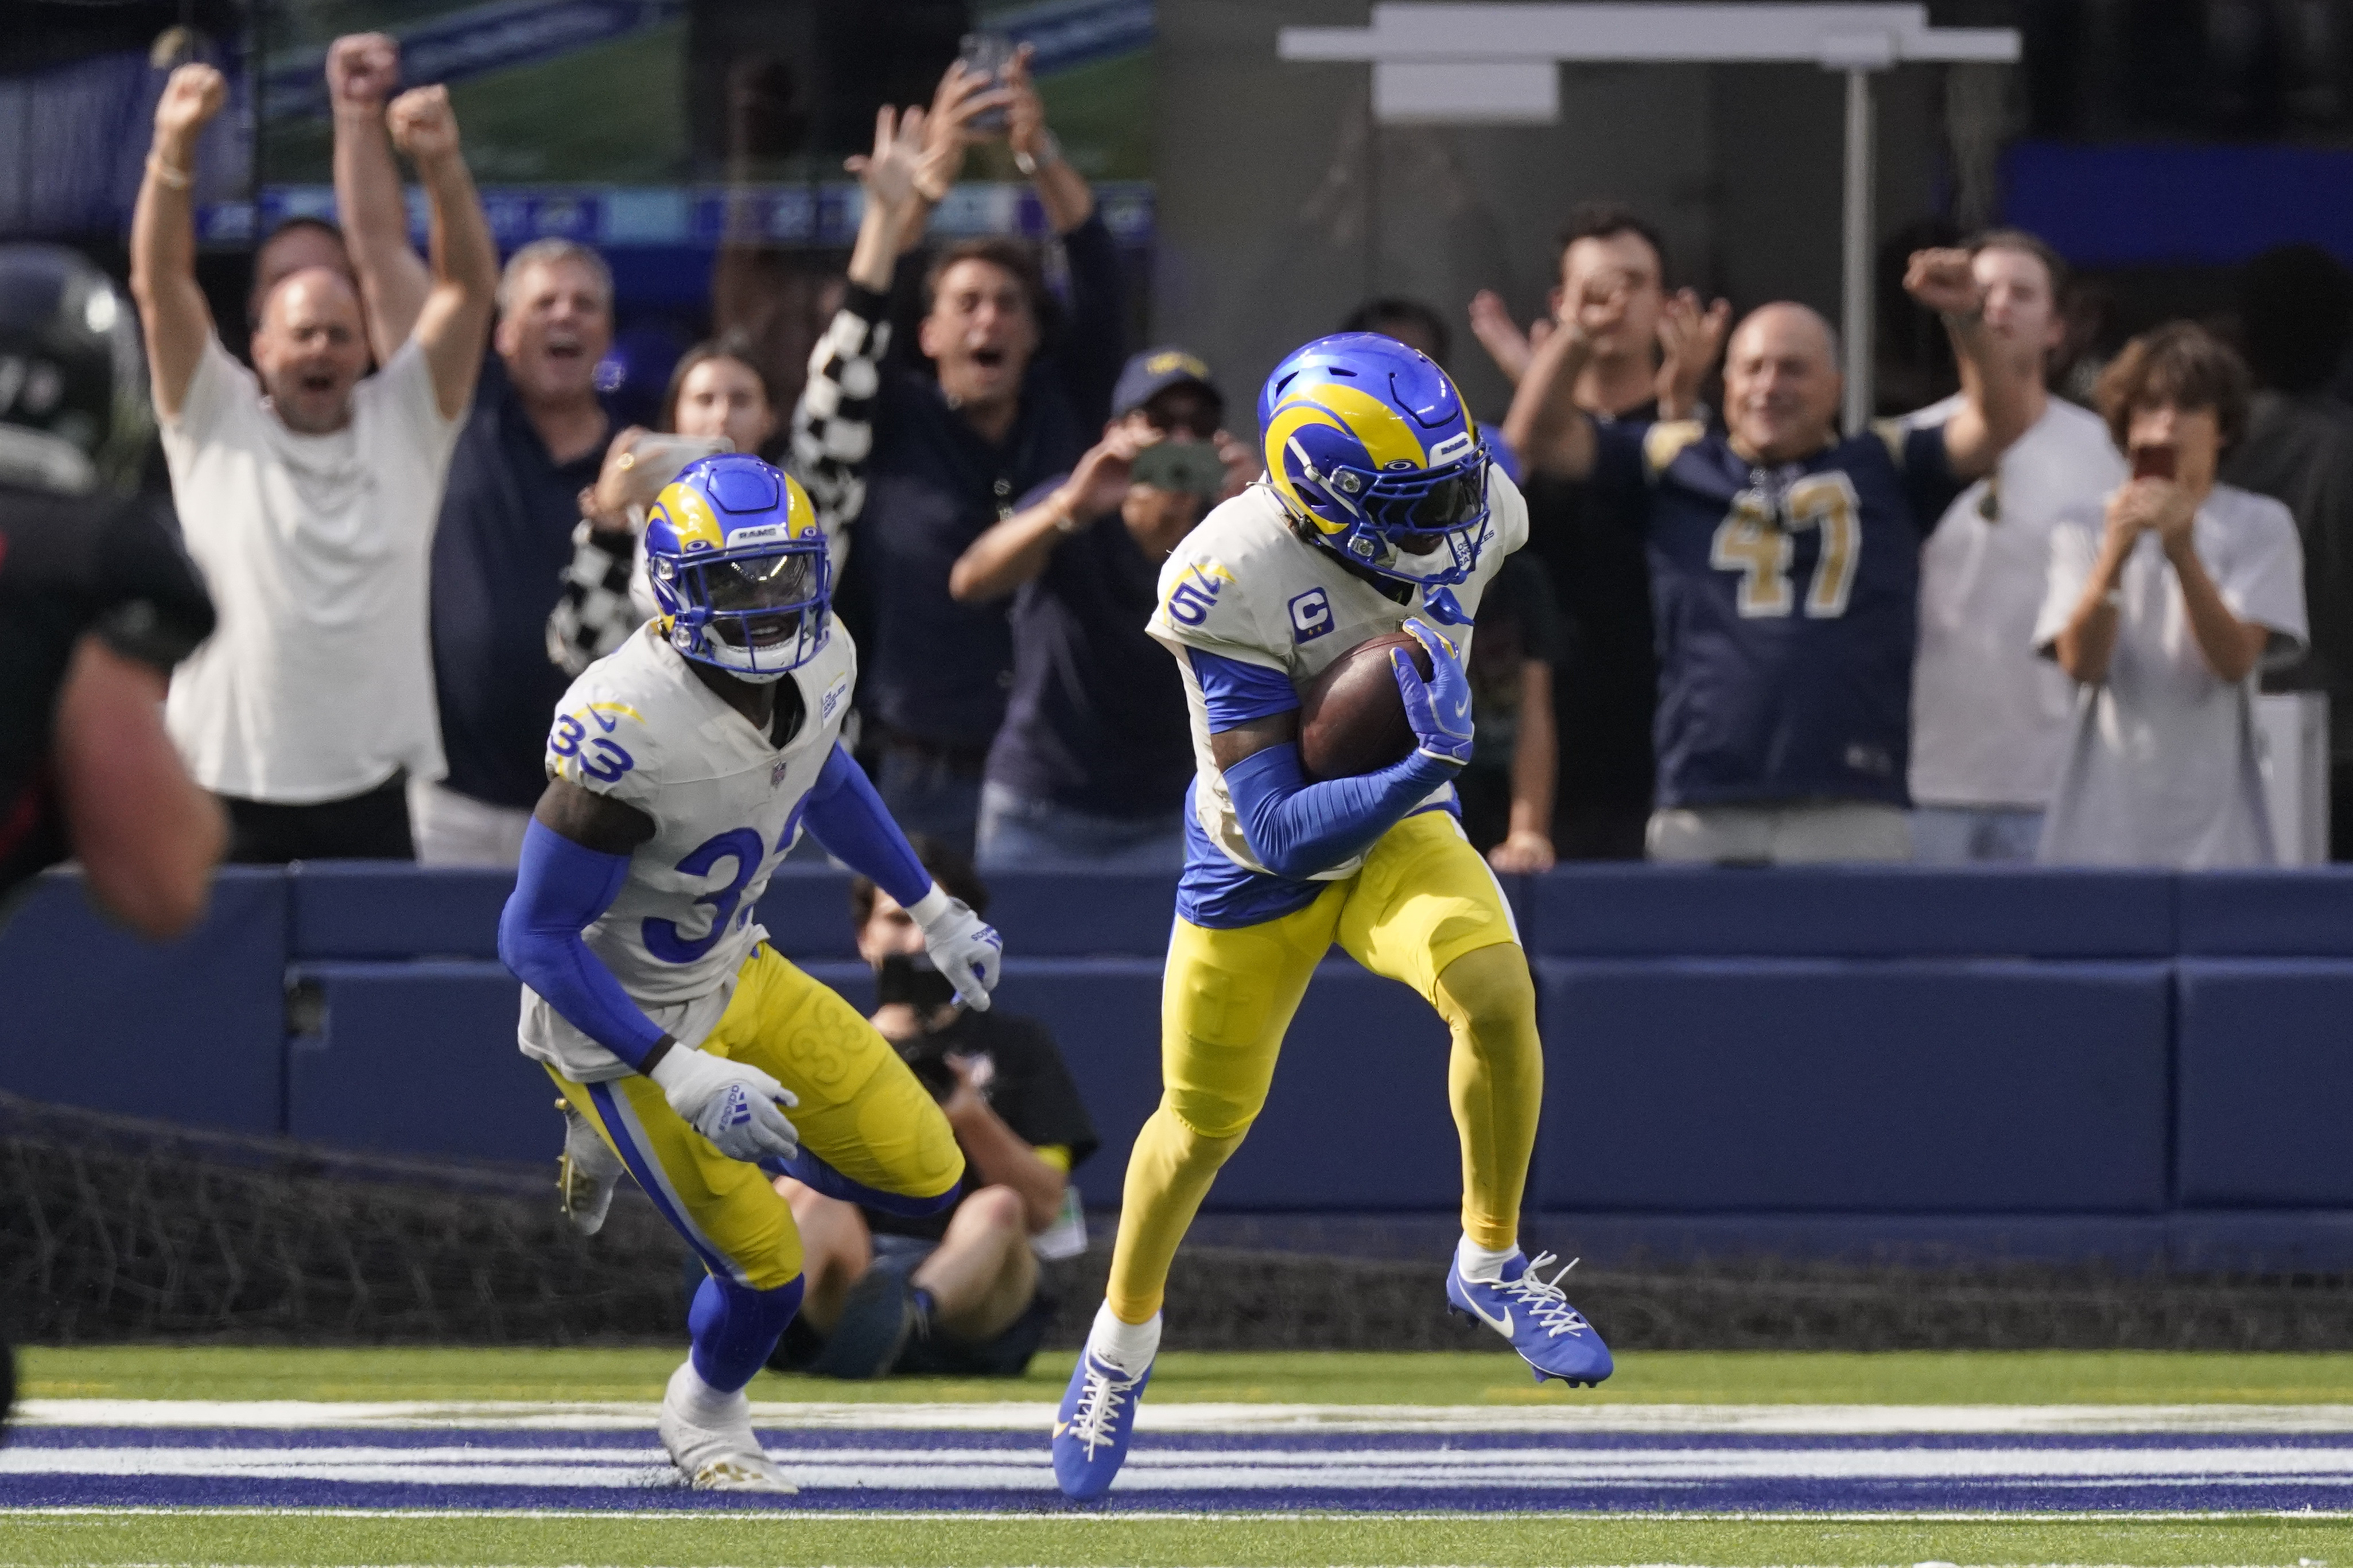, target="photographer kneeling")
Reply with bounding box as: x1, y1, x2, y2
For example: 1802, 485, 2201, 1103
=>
771, 842, 1097, 1378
